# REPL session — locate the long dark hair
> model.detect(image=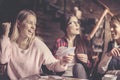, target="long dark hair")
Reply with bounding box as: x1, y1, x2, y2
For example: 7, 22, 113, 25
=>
60, 14, 73, 34
60, 14, 91, 59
